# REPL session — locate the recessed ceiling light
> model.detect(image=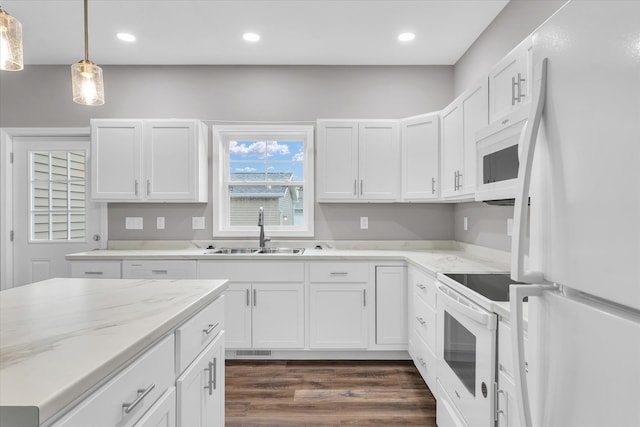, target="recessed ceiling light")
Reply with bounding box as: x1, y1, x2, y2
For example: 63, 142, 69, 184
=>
243, 32, 261, 42
116, 33, 136, 42
398, 32, 416, 42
